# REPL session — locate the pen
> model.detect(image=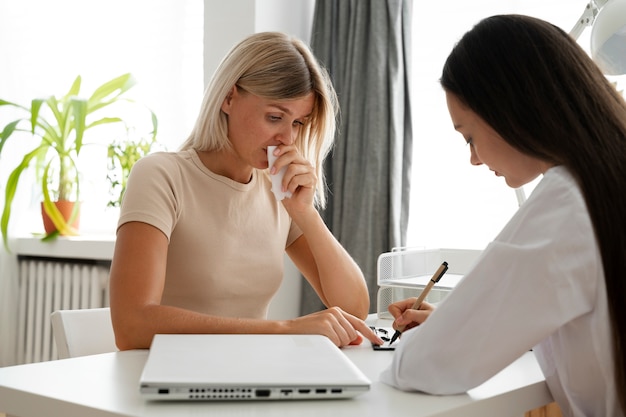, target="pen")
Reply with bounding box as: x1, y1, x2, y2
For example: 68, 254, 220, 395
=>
388, 261, 448, 346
